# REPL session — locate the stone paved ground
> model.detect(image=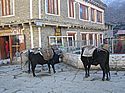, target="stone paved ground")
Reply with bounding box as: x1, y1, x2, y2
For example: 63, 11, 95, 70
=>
0, 63, 125, 93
